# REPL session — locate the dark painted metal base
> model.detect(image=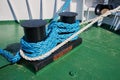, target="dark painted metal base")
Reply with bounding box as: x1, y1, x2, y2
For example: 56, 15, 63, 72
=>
19, 37, 82, 72
100, 24, 120, 35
